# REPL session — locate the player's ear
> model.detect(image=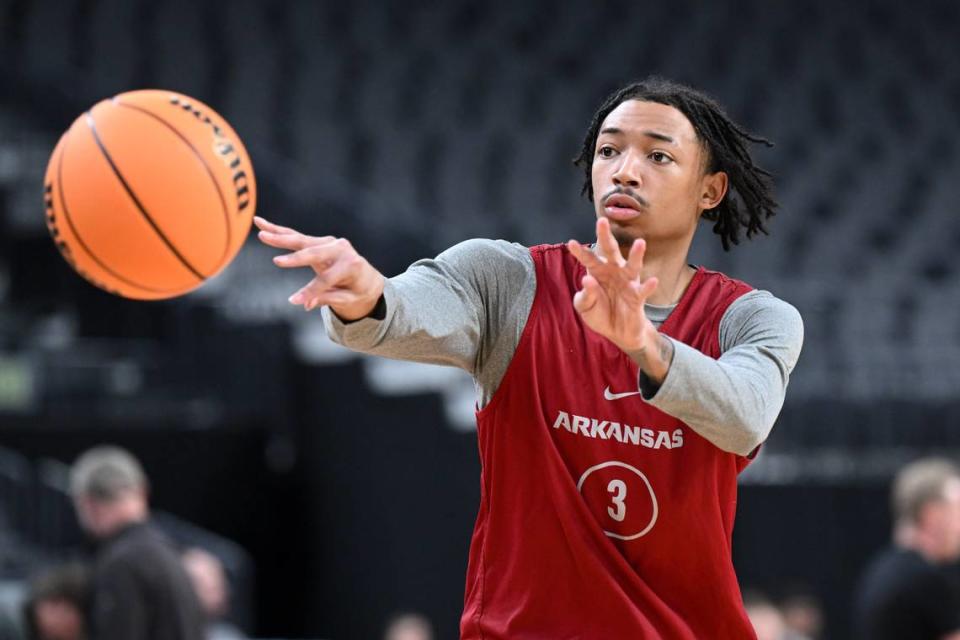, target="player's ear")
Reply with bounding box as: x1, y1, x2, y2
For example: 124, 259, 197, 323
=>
700, 170, 728, 211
